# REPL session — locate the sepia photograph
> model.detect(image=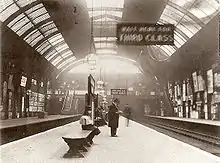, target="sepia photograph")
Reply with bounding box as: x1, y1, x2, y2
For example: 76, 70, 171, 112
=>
0, 0, 220, 162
